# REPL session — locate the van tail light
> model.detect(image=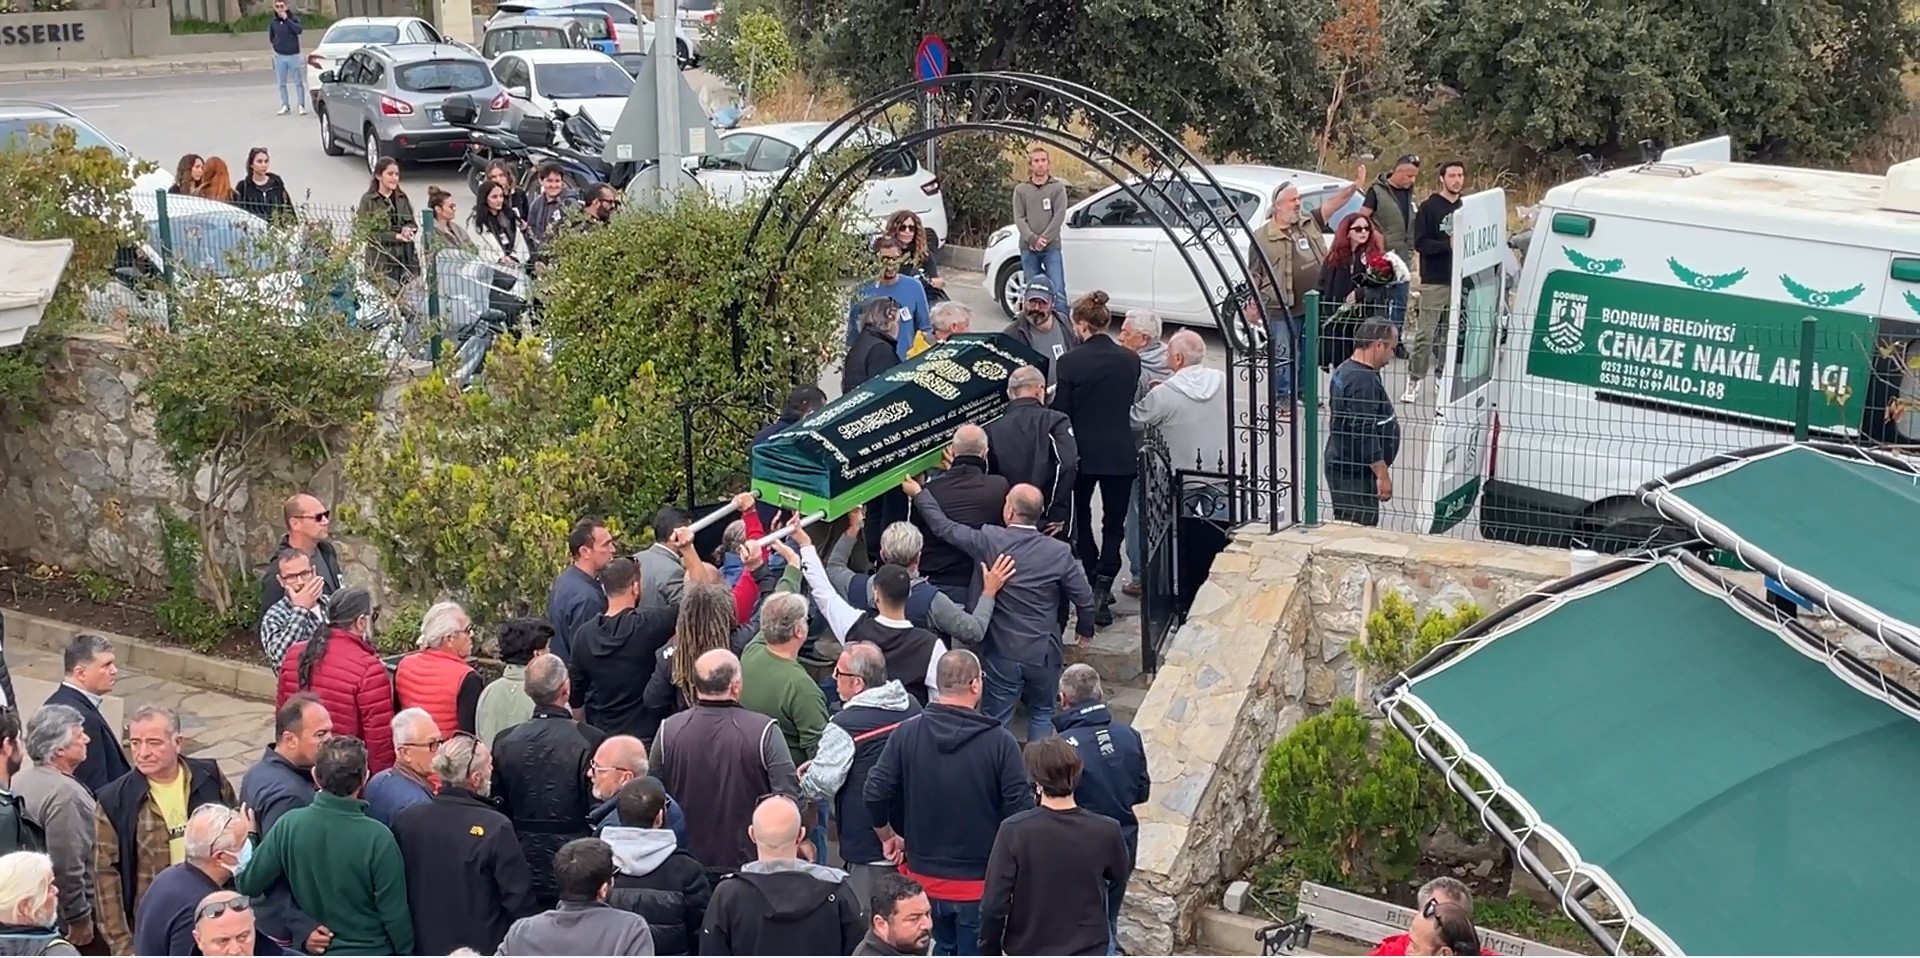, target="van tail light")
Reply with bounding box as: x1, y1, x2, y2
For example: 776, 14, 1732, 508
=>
379, 95, 414, 116
1486, 411, 1502, 481
306, 54, 322, 69
701, 11, 716, 23
489, 91, 511, 111
920, 178, 941, 196
605, 15, 618, 47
